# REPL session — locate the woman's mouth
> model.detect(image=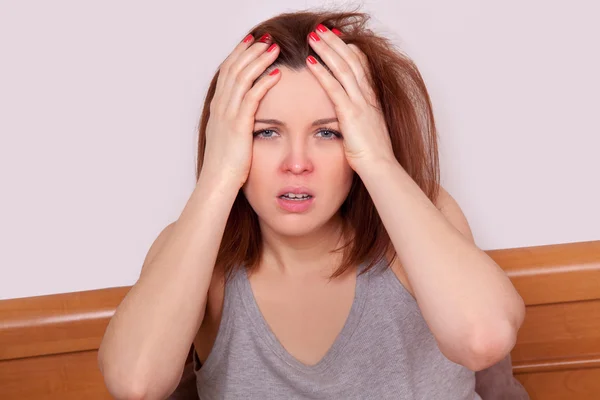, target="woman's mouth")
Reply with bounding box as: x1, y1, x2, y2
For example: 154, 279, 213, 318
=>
276, 193, 314, 212
278, 193, 313, 201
